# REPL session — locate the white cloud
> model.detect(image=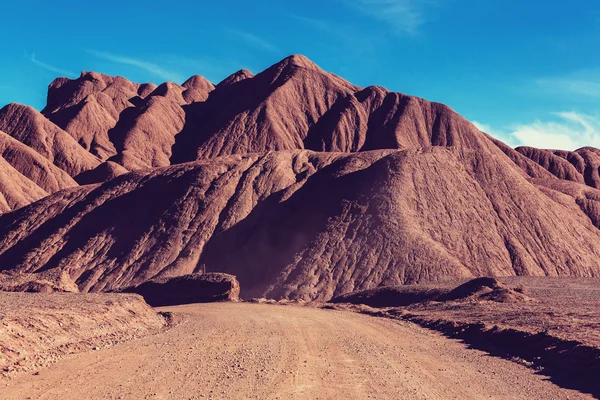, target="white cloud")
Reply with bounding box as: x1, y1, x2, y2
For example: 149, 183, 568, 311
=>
345, 0, 434, 35
226, 29, 280, 53
29, 53, 76, 77
473, 112, 600, 151
86, 49, 184, 82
